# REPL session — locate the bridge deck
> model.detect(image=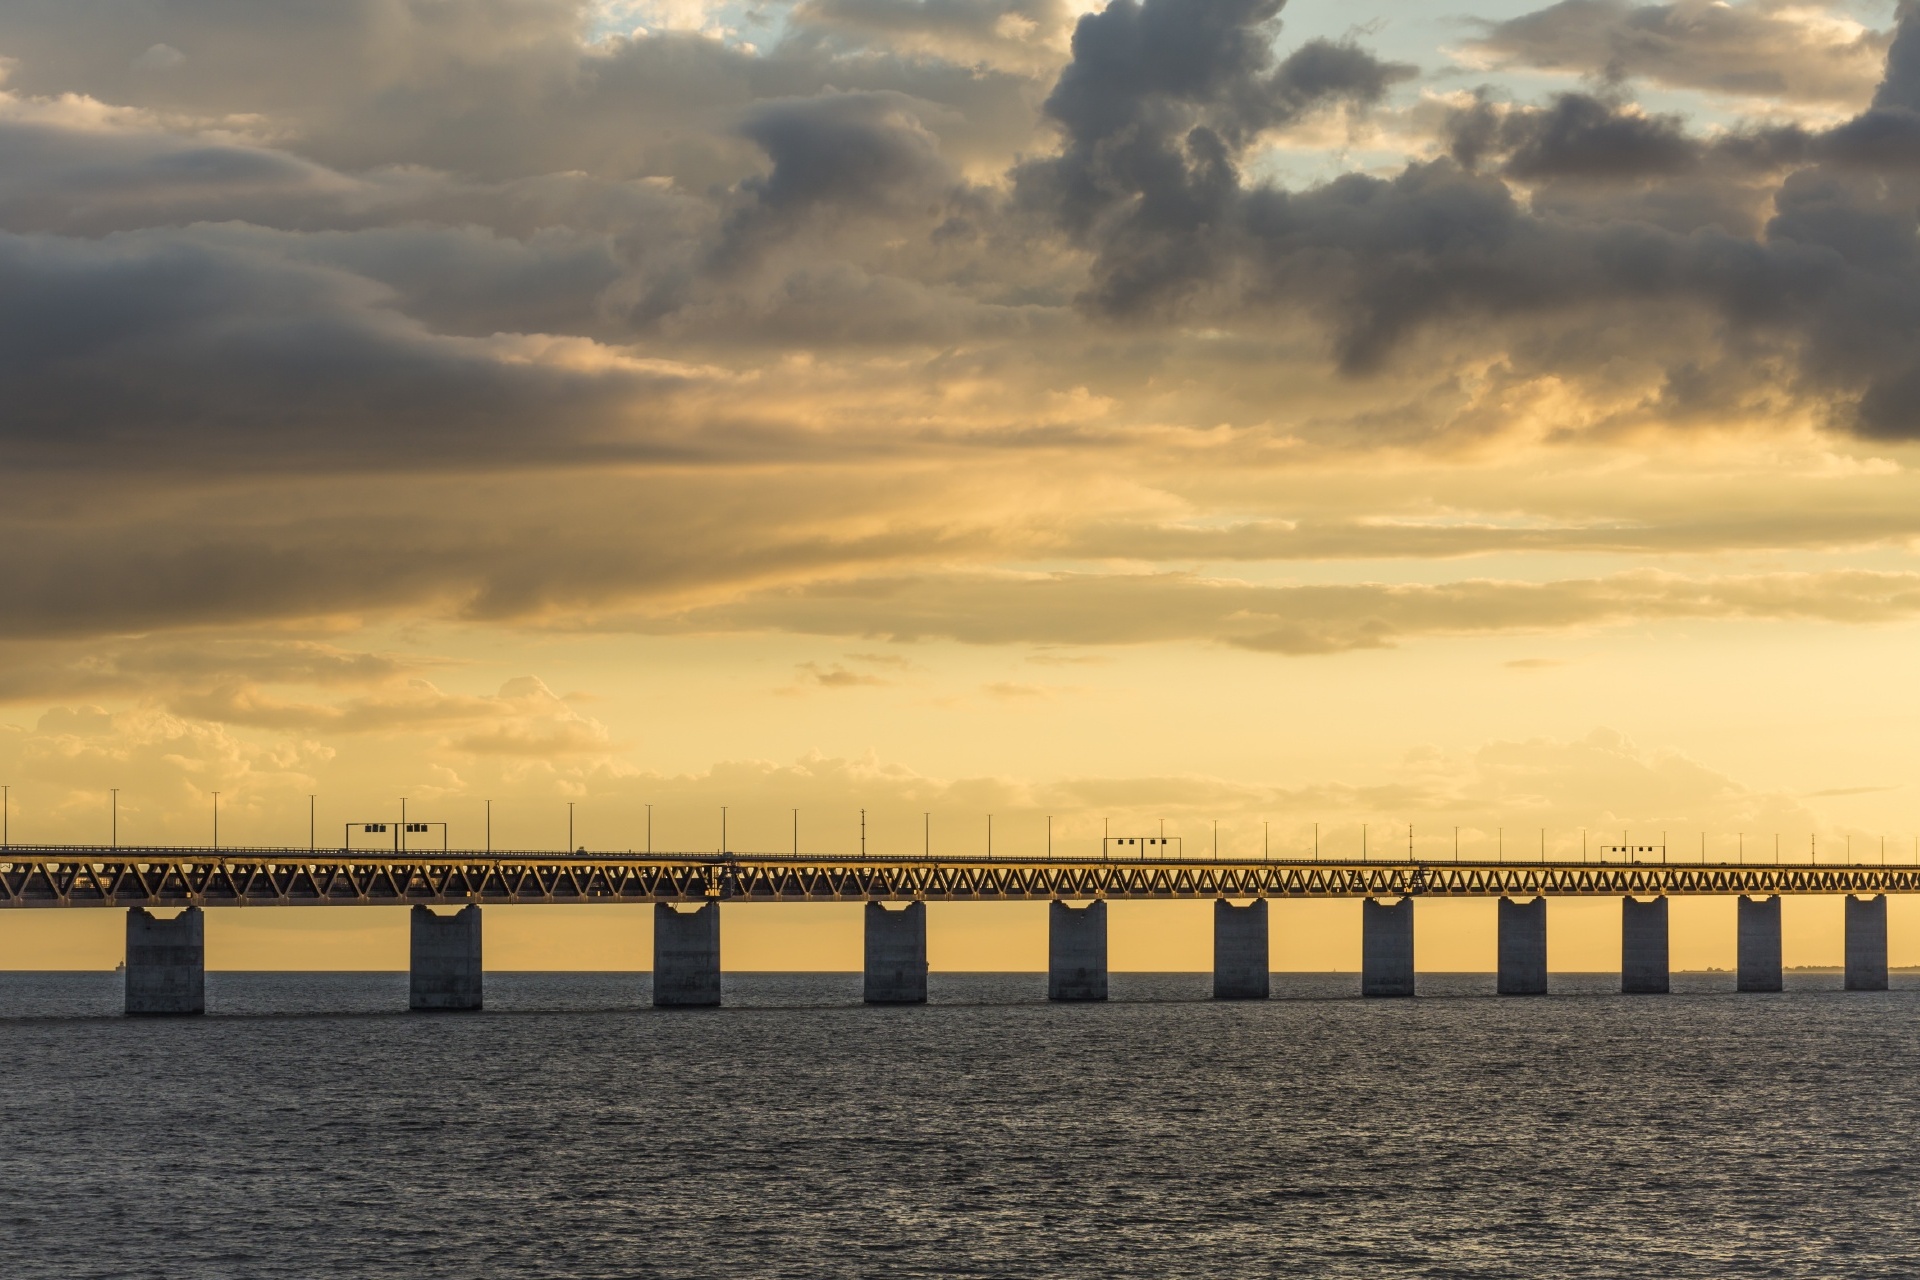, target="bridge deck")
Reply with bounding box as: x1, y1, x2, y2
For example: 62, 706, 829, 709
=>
0, 846, 1913, 906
